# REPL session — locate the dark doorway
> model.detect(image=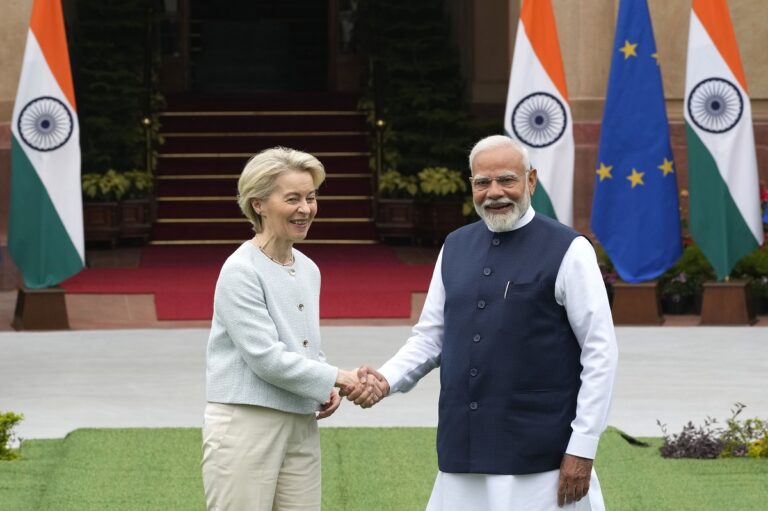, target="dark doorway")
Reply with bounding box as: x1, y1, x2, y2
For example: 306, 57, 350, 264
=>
189, 0, 328, 92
